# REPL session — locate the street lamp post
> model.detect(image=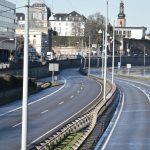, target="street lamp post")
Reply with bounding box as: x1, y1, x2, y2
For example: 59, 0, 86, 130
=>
88, 36, 91, 75
102, 31, 105, 78
144, 39, 146, 66
98, 29, 102, 69
103, 1, 108, 102
21, 0, 29, 150
112, 21, 115, 84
